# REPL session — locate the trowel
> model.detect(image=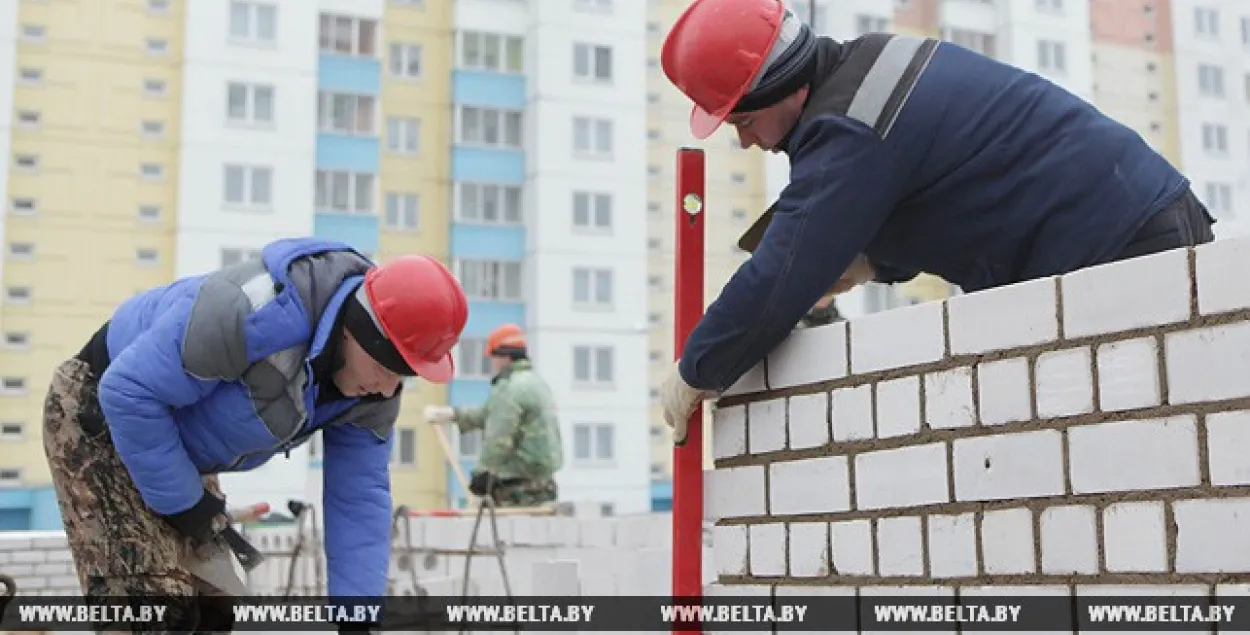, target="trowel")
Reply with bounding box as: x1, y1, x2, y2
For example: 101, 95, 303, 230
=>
186, 502, 270, 596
